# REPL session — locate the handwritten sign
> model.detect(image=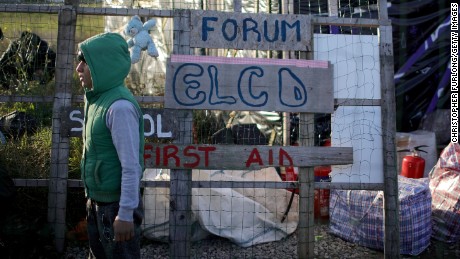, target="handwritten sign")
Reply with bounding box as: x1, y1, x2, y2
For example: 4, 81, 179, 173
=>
165, 55, 333, 113
144, 144, 353, 170
190, 10, 312, 51
60, 107, 177, 139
